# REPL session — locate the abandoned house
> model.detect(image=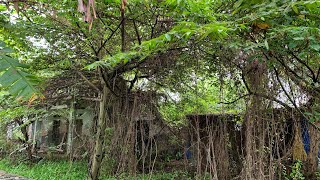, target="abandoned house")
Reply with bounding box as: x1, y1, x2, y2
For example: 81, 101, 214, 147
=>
186, 109, 320, 179
27, 103, 95, 155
